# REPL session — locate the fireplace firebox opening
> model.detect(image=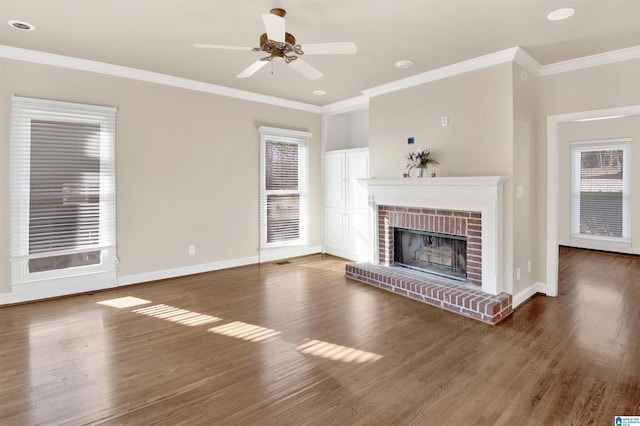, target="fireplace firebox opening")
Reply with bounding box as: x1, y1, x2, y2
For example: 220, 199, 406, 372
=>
394, 228, 467, 281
